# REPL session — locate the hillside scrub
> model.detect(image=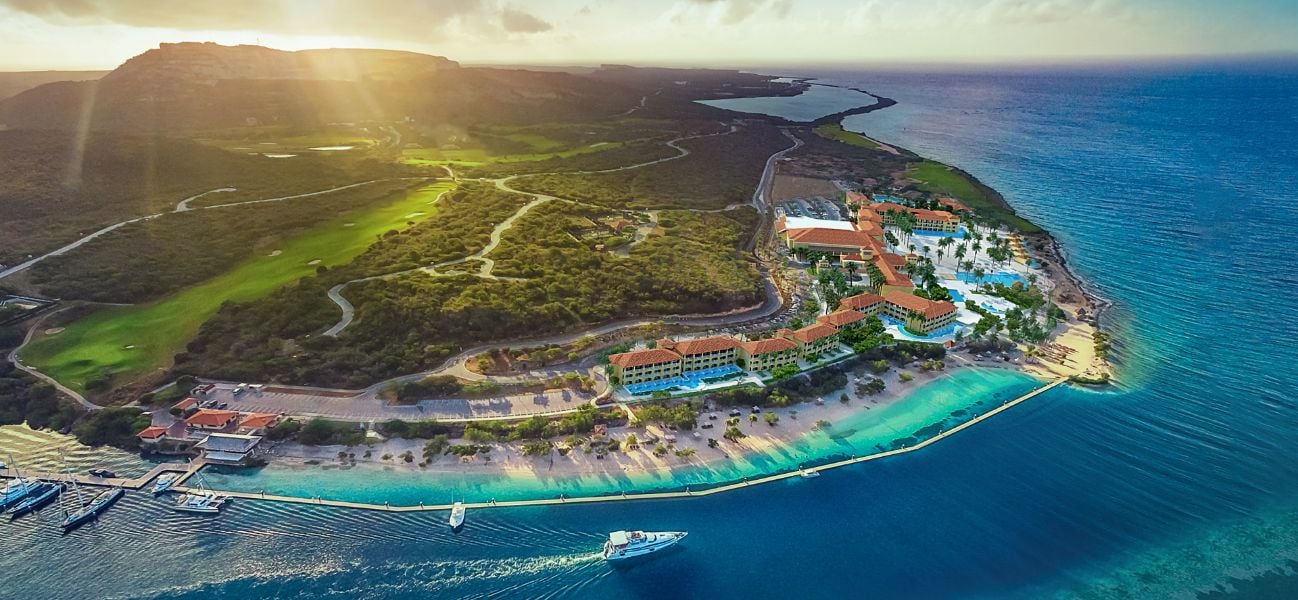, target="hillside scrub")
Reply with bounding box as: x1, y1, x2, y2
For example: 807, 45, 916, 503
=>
30, 180, 423, 303
514, 122, 790, 211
